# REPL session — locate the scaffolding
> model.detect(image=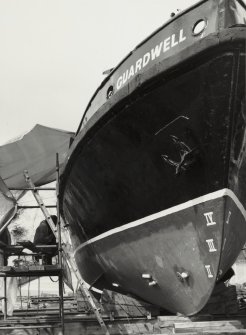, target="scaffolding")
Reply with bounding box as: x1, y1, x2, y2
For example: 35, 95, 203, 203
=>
0, 154, 110, 335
